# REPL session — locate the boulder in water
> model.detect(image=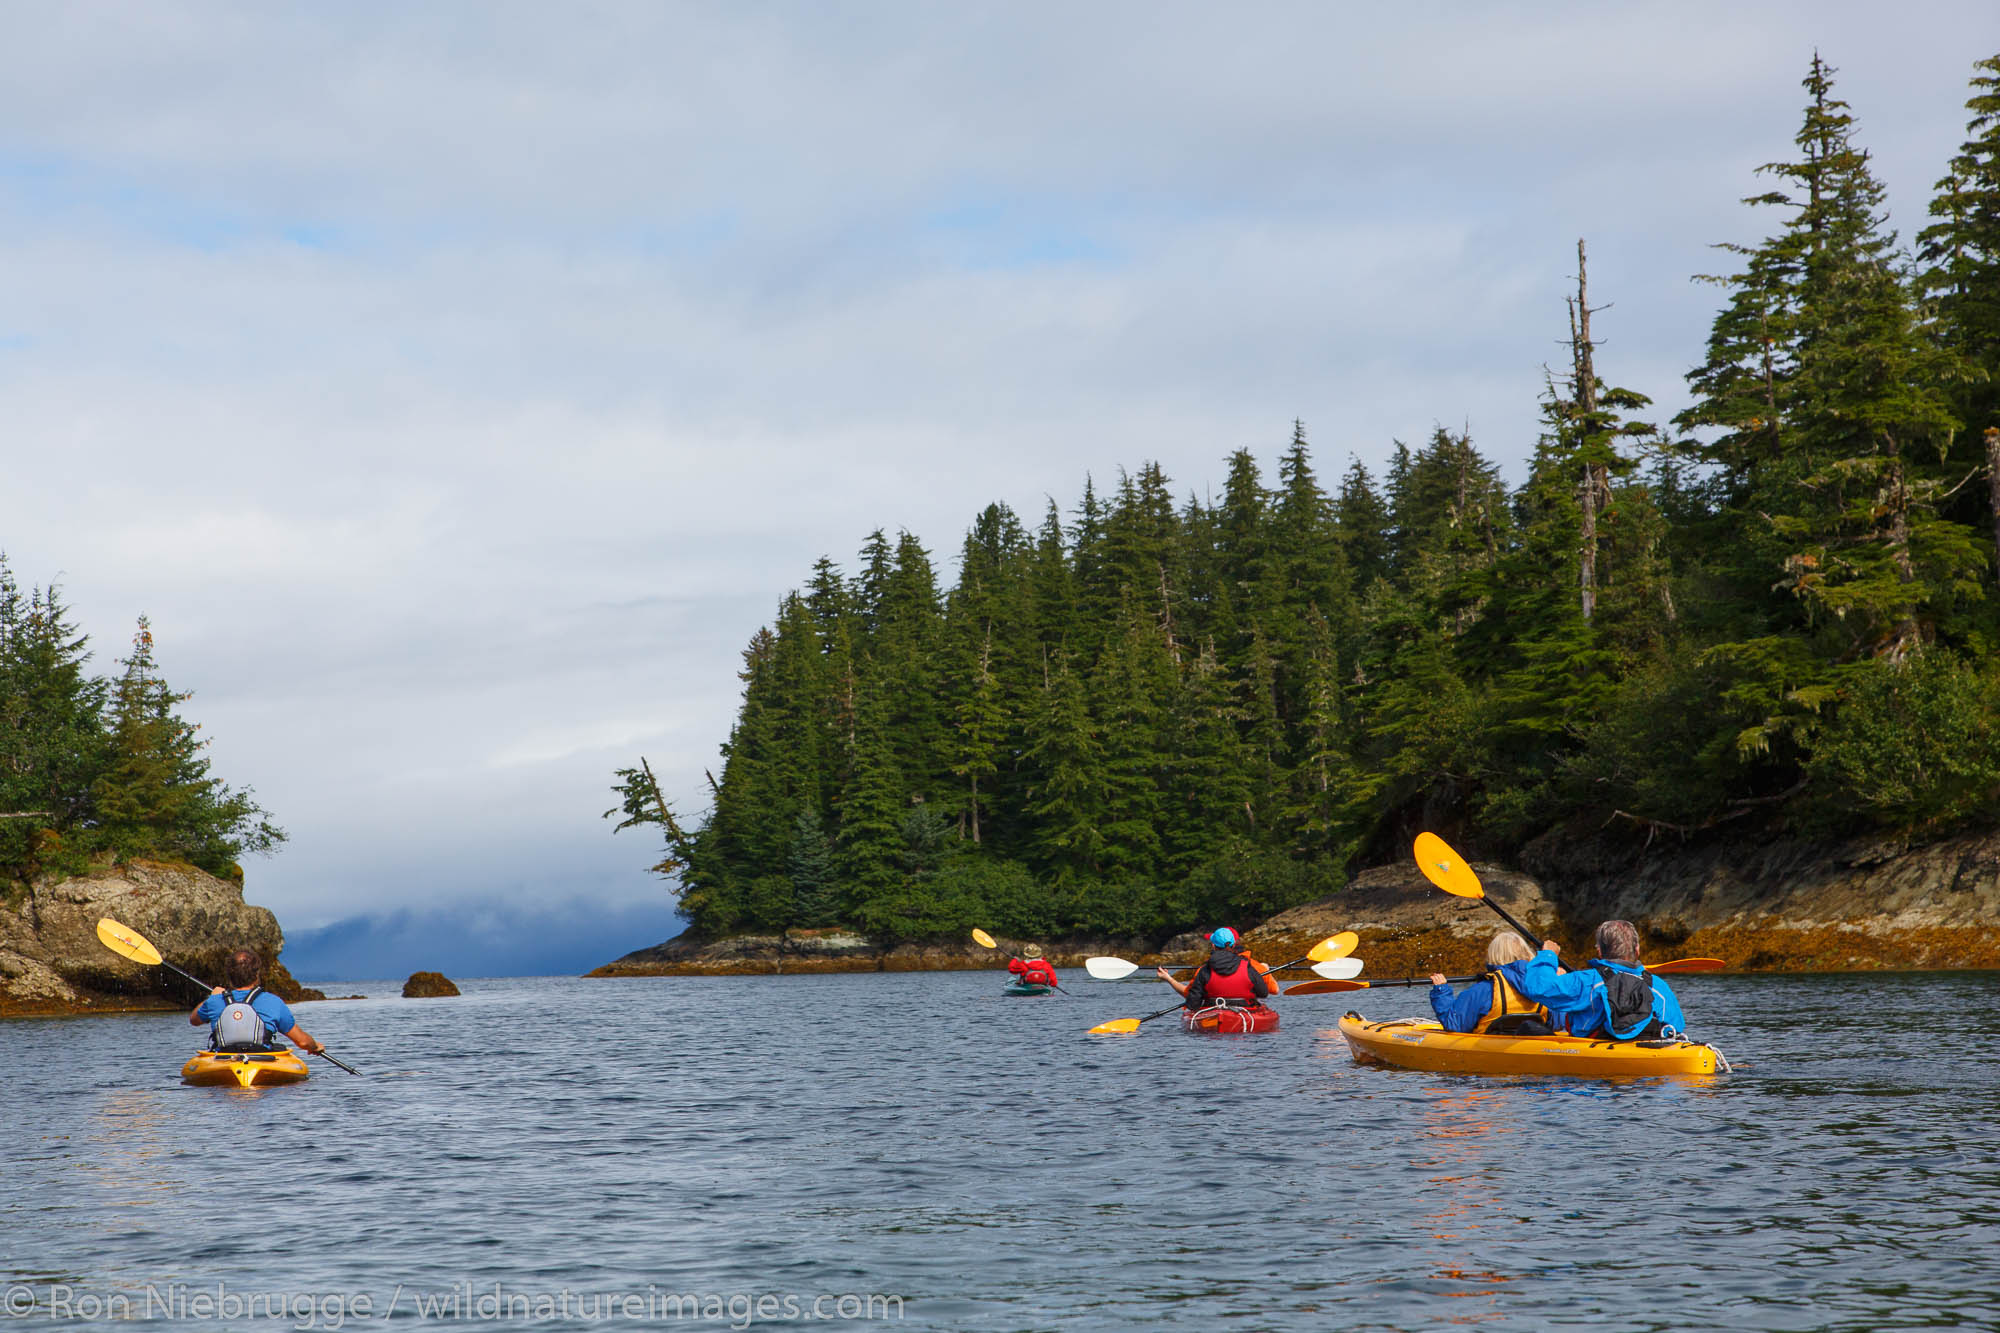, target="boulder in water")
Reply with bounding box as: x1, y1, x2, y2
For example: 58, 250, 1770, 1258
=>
402, 970, 459, 998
